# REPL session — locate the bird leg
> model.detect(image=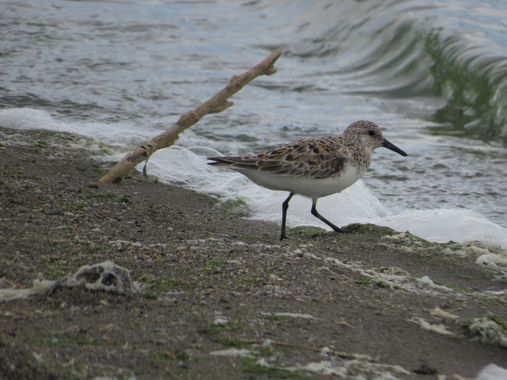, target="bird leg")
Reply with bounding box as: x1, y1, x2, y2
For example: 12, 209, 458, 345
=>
280, 192, 294, 240
311, 199, 343, 232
